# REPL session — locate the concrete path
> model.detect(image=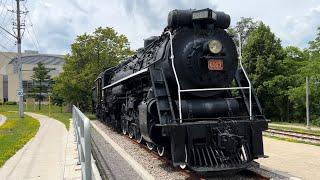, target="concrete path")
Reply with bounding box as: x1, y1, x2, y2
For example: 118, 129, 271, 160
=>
256, 136, 320, 180
0, 114, 7, 126
0, 112, 68, 180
